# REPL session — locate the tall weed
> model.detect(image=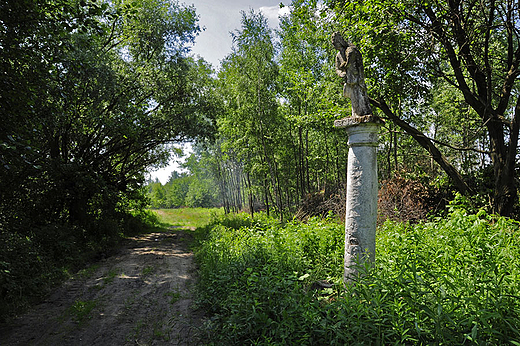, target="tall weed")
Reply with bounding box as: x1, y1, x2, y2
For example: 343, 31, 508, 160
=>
196, 210, 520, 344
